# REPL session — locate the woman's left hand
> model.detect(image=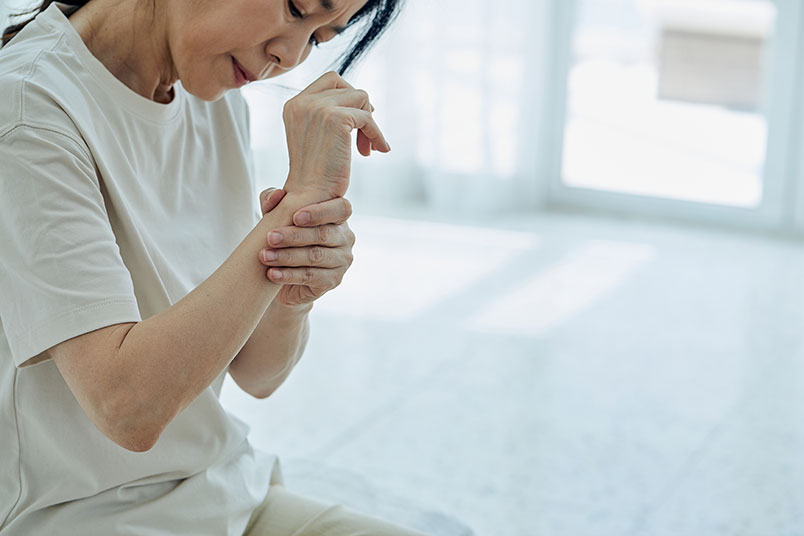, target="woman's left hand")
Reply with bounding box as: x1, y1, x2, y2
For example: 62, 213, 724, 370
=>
257, 187, 355, 307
